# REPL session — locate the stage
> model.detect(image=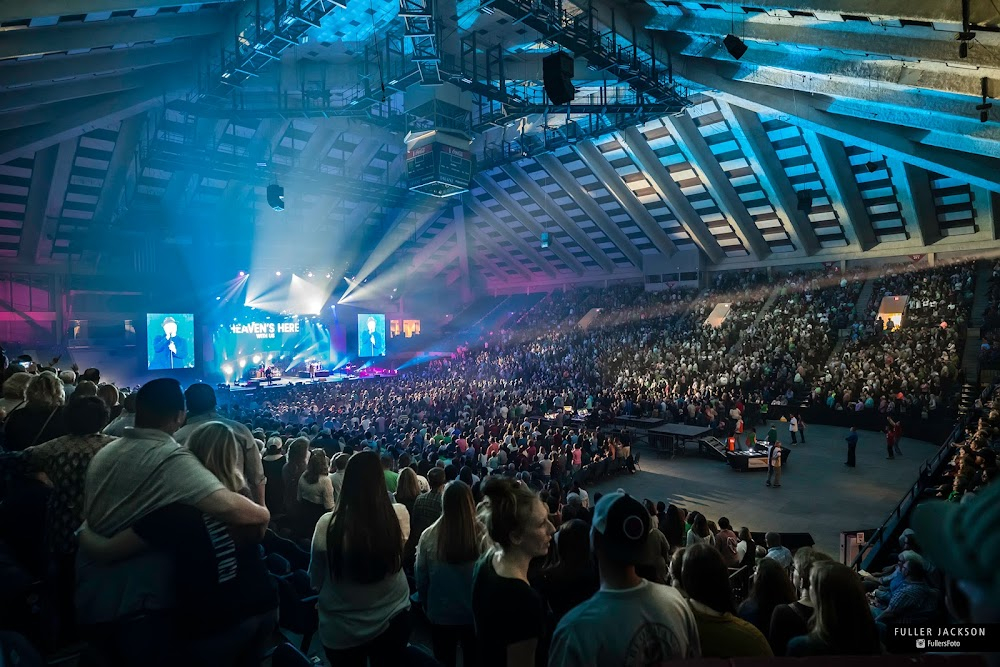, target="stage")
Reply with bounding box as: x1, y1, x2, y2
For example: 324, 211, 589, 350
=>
595, 422, 935, 557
